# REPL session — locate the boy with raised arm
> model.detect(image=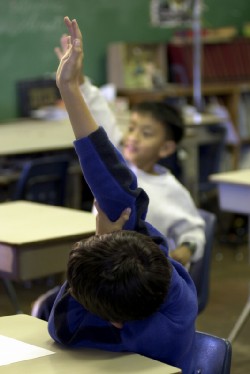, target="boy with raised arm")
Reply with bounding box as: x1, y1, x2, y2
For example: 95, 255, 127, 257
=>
48, 17, 197, 373
54, 30, 204, 267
